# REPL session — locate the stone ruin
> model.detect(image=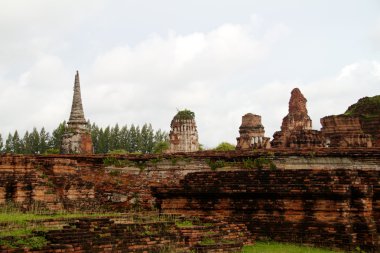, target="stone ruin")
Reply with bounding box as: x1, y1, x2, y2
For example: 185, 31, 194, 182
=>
320, 95, 380, 148
271, 88, 323, 148
236, 113, 270, 149
168, 110, 199, 152
320, 115, 372, 147
61, 71, 93, 154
